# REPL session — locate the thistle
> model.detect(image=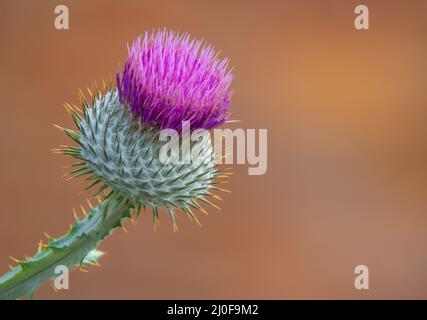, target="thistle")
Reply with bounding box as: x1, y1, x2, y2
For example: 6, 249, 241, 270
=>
0, 29, 233, 300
